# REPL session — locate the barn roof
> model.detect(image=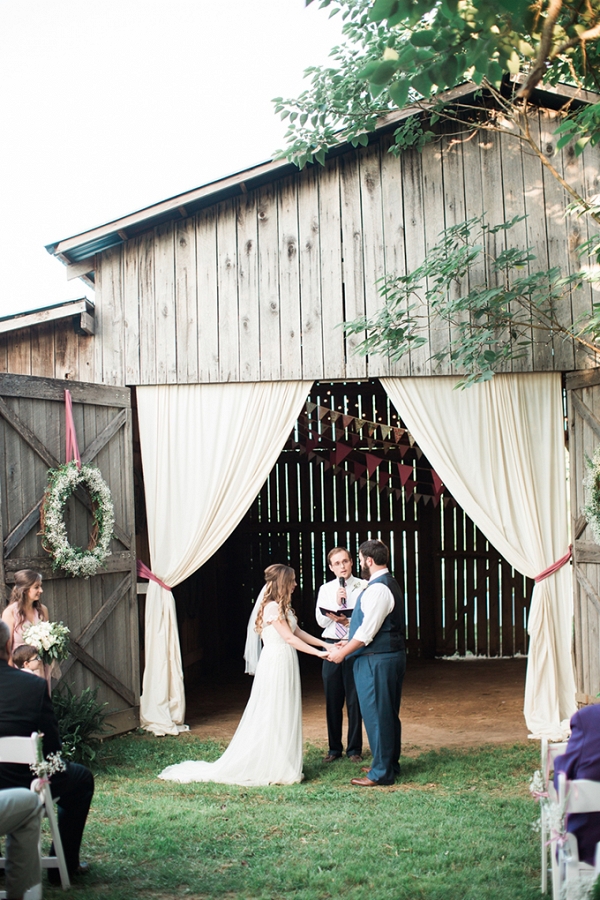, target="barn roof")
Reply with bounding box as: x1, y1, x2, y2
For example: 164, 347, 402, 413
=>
45, 79, 597, 274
